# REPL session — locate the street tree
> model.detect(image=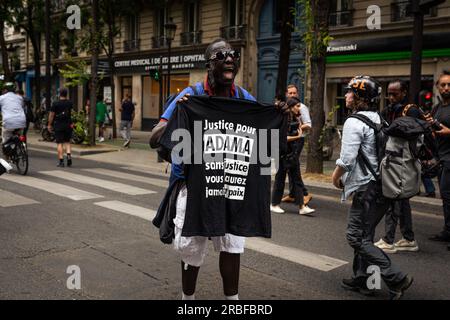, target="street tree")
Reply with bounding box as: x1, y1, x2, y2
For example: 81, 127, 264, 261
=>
300, 0, 331, 174
0, 0, 22, 82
